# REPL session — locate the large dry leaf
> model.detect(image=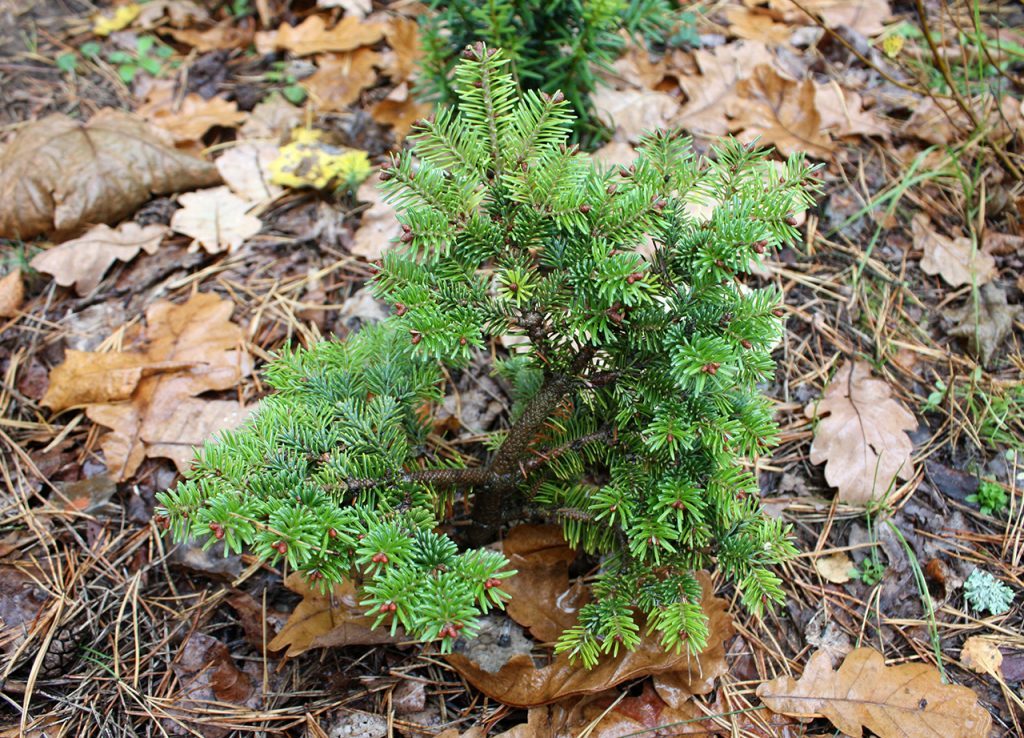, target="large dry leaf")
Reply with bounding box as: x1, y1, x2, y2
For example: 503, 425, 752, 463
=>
501, 525, 587, 644
31, 222, 167, 296
727, 64, 833, 158
0, 270, 24, 318
42, 292, 253, 480
676, 41, 773, 136
170, 186, 262, 253
757, 647, 992, 738
255, 14, 385, 56
912, 213, 995, 288
0, 111, 220, 240
768, 0, 891, 36
445, 572, 733, 708
806, 361, 917, 504
142, 93, 247, 143
947, 283, 1024, 367
304, 49, 382, 111
268, 572, 402, 657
